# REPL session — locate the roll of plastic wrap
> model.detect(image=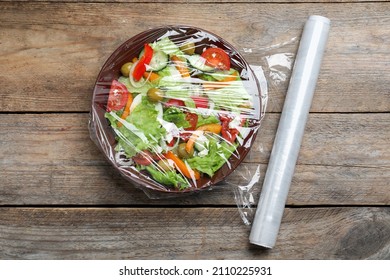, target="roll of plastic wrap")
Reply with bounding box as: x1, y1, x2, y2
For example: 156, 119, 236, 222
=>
249, 15, 331, 248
